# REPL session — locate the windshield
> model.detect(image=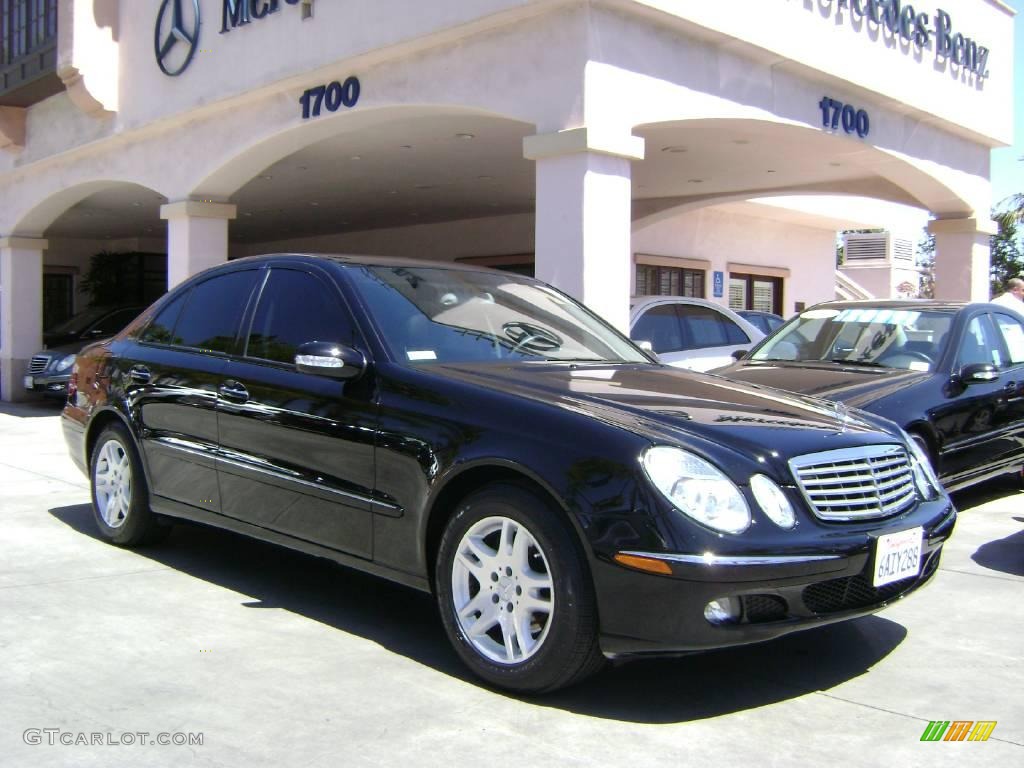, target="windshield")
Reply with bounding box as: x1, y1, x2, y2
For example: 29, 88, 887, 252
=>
347, 266, 649, 365
751, 306, 954, 371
